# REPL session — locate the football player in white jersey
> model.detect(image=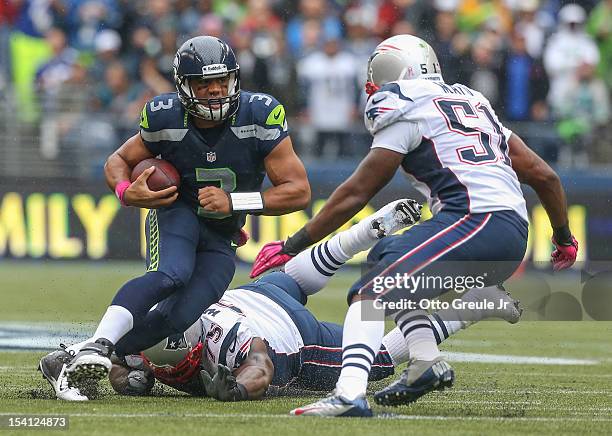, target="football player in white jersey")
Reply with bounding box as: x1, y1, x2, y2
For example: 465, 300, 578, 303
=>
251, 35, 579, 417
108, 200, 522, 402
